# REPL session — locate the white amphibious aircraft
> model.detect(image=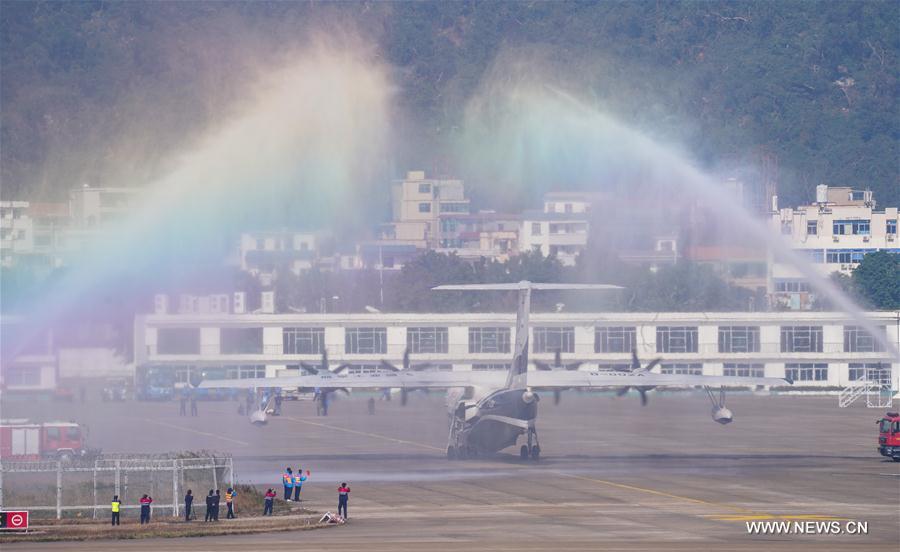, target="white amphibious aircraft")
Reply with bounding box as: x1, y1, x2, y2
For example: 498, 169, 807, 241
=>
200, 282, 791, 460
